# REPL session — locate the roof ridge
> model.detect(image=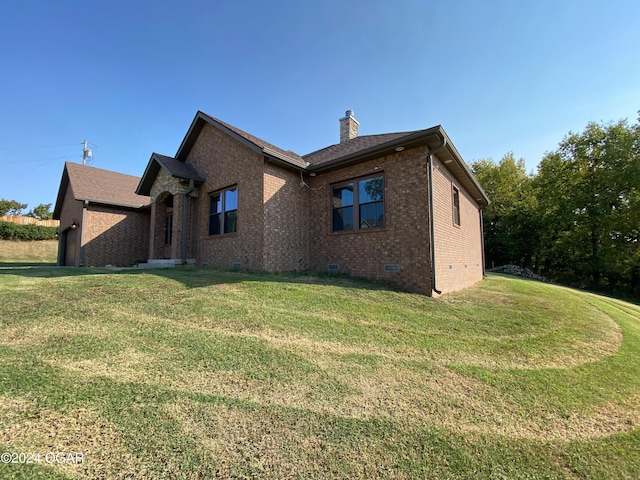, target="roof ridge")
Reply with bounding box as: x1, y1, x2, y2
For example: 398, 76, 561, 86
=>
65, 161, 143, 181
